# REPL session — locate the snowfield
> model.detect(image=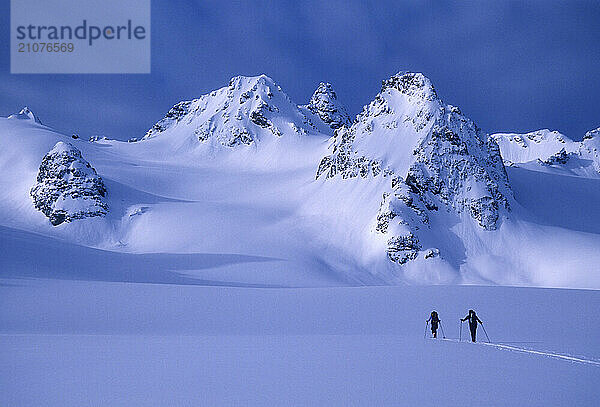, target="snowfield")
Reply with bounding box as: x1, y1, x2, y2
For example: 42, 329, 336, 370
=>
1, 73, 599, 405
1, 278, 599, 406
